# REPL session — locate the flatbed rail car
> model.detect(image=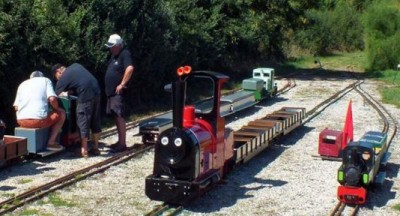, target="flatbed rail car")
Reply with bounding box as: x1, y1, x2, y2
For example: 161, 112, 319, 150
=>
145, 67, 304, 205
233, 107, 305, 164
140, 68, 278, 144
